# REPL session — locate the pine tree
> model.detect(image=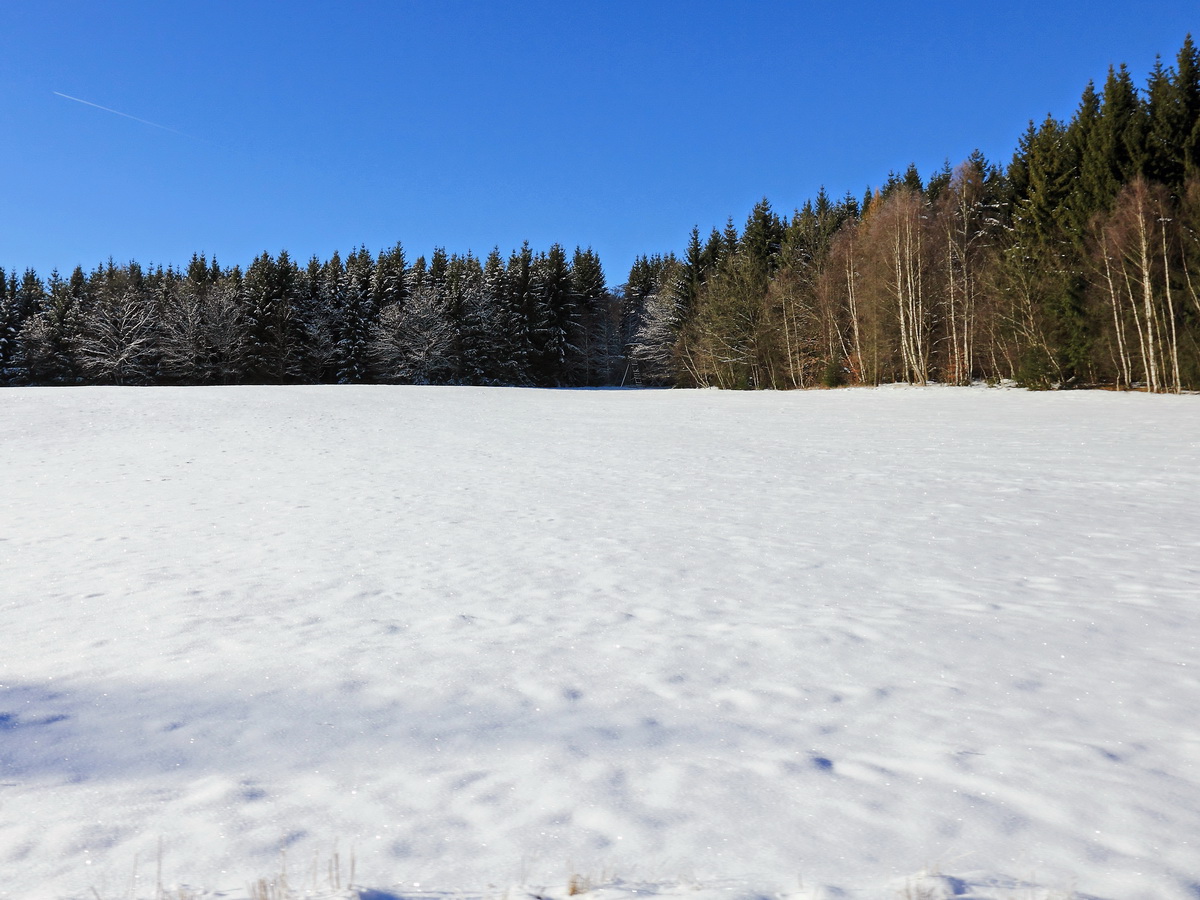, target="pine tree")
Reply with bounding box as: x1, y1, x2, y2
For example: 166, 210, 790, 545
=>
740, 198, 785, 275
569, 246, 611, 384
1081, 65, 1148, 209
312, 247, 378, 383
1005, 116, 1091, 383
1178, 35, 1200, 181
240, 251, 302, 382
527, 244, 577, 385
19, 269, 84, 384
480, 247, 526, 384
372, 243, 409, 312
1064, 81, 1103, 237
505, 242, 535, 381
925, 161, 954, 204
337, 271, 371, 383
678, 226, 706, 317
1144, 37, 1200, 190
702, 226, 725, 273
